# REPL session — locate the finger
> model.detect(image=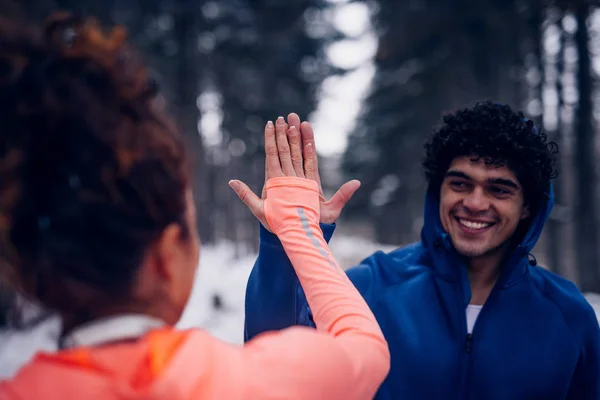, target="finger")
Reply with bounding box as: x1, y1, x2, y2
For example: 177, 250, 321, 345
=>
275, 116, 295, 176
287, 113, 304, 177
304, 142, 317, 181
264, 120, 282, 179
287, 113, 302, 138
327, 180, 361, 213
229, 180, 269, 229
288, 126, 304, 178
300, 121, 322, 188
